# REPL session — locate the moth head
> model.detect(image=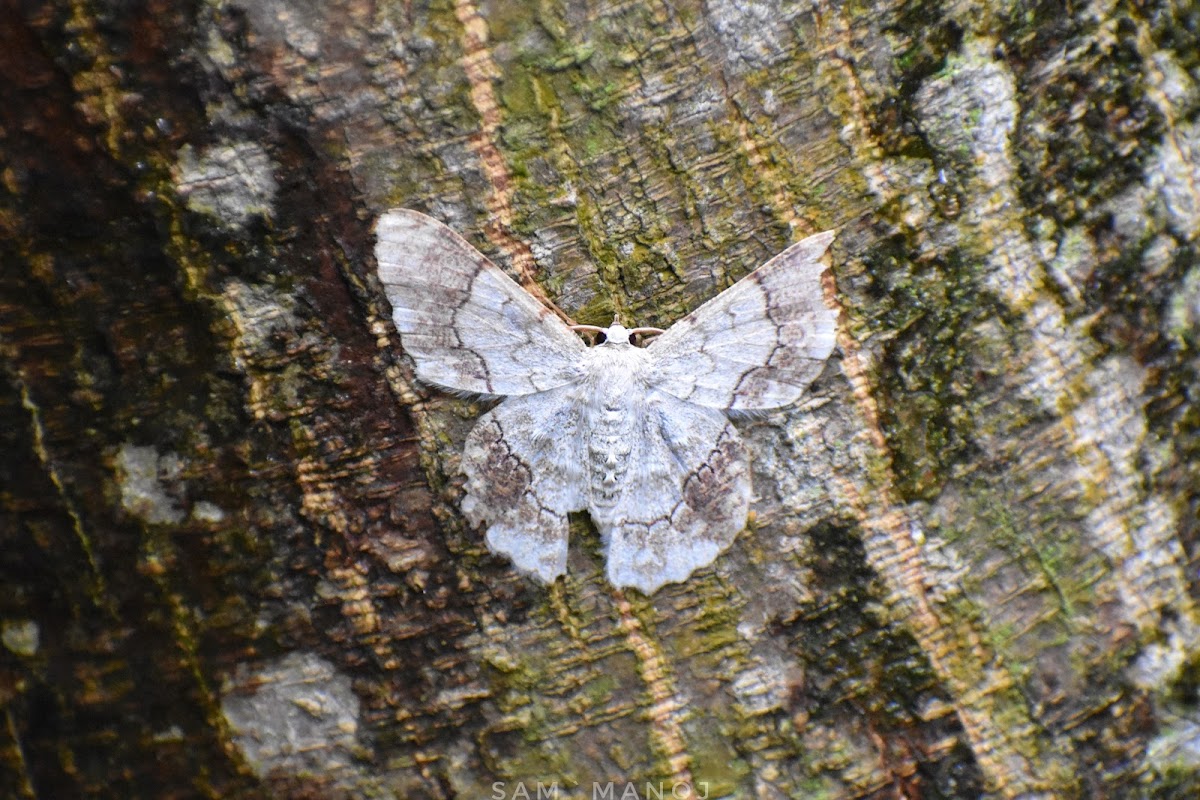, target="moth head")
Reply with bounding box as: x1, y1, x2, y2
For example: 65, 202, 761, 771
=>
603, 322, 632, 345
569, 318, 665, 347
